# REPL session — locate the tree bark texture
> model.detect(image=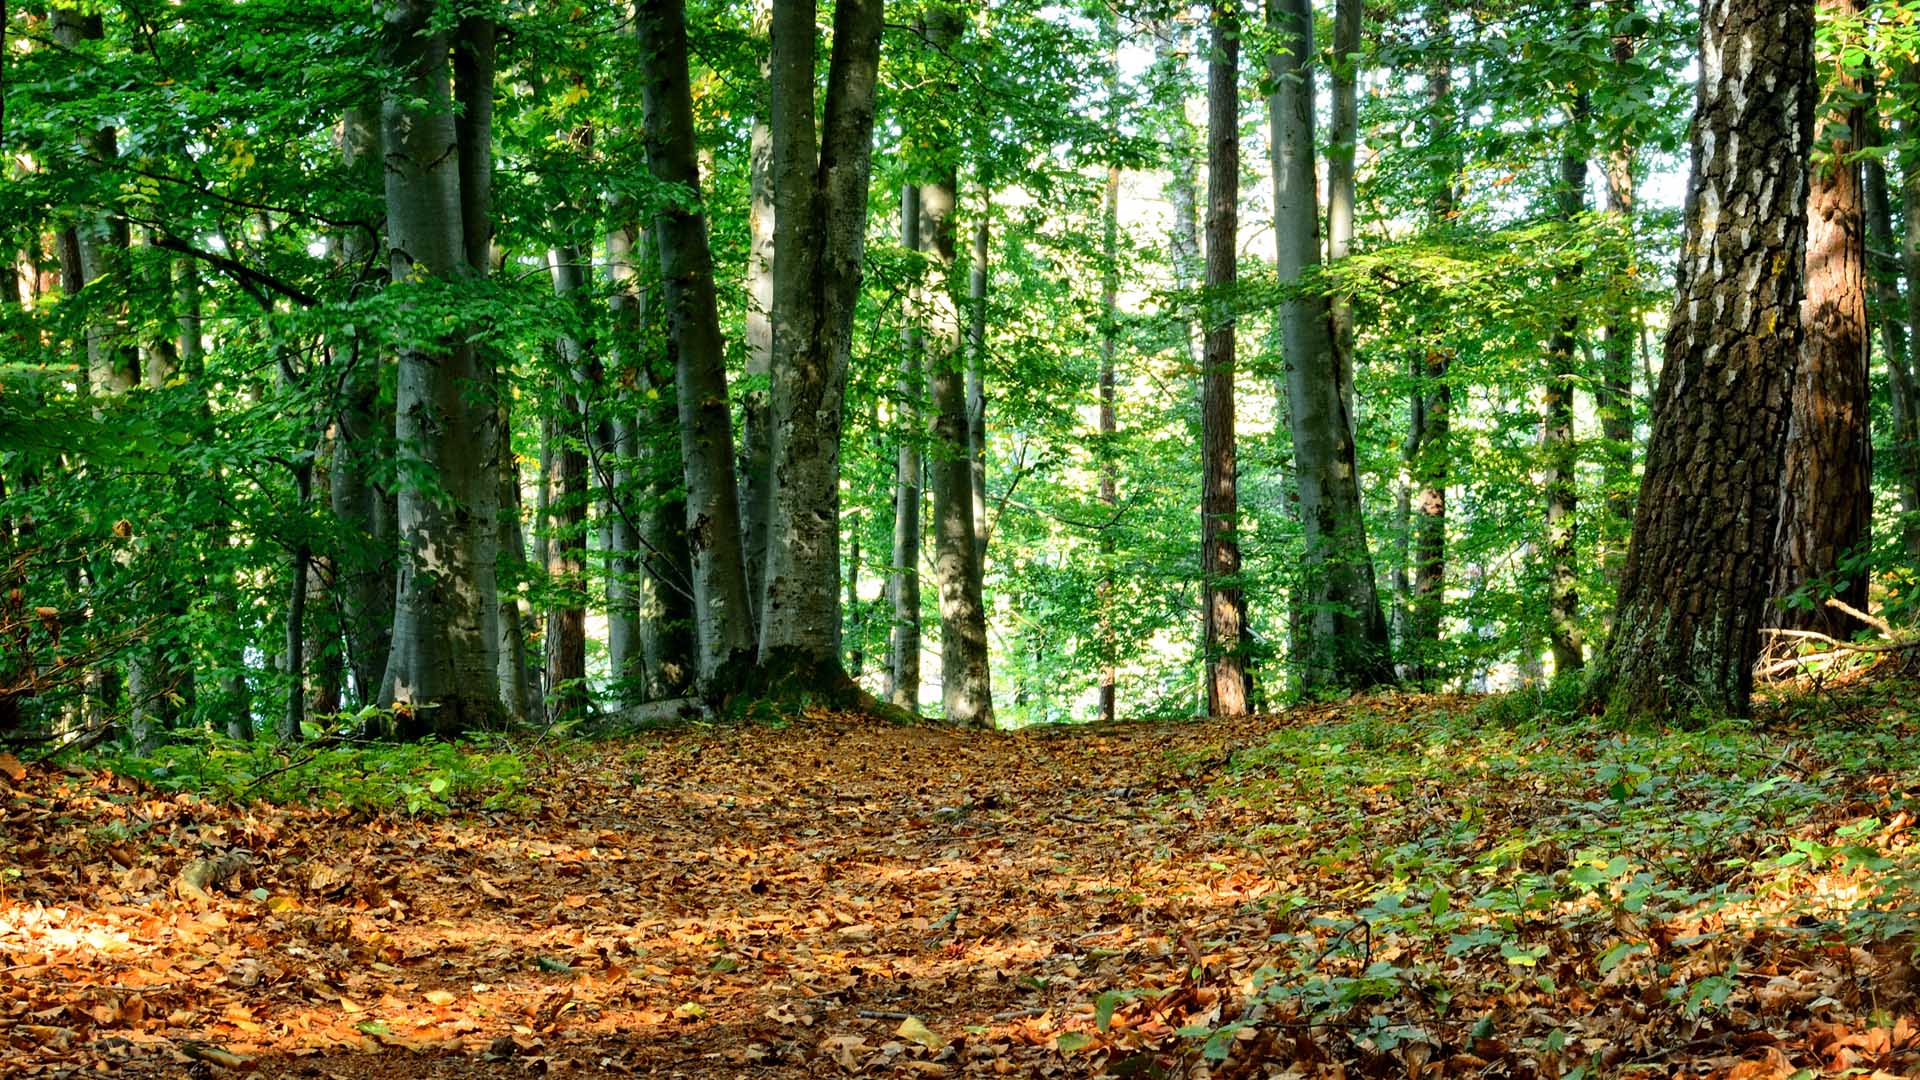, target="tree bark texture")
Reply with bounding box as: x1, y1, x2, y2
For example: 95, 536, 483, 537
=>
1203, 0, 1248, 717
